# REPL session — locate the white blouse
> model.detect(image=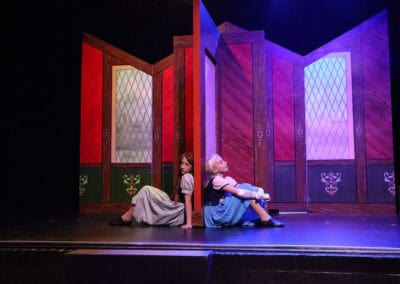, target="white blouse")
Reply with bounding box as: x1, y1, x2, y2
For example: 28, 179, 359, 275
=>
212, 175, 237, 190
180, 173, 194, 195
